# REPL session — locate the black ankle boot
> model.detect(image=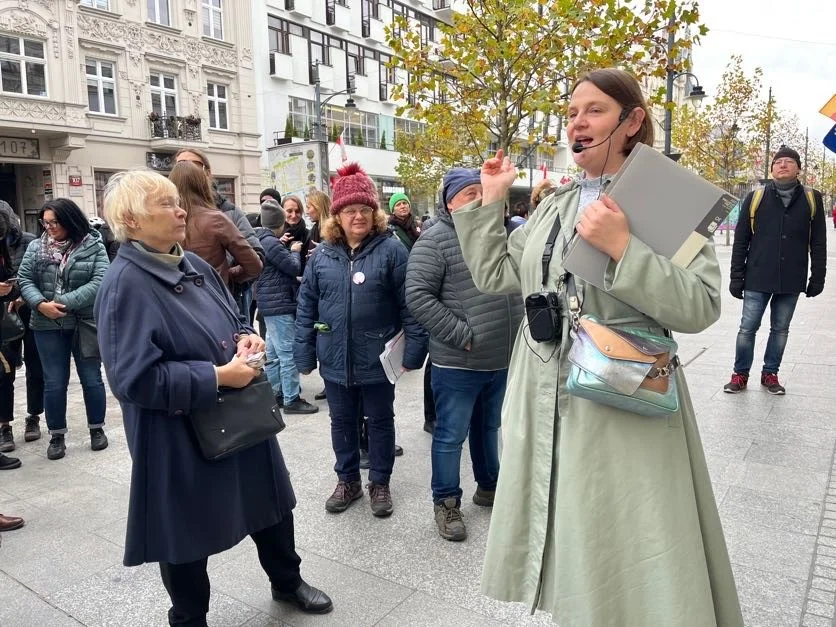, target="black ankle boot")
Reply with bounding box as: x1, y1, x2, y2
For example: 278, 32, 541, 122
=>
24, 416, 41, 442
47, 434, 66, 460
0, 425, 14, 453
90, 428, 108, 451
